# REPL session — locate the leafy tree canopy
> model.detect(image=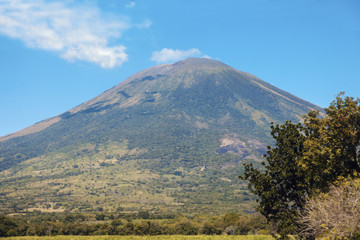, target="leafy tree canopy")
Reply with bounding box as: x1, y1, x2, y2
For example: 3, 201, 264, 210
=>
241, 93, 360, 239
